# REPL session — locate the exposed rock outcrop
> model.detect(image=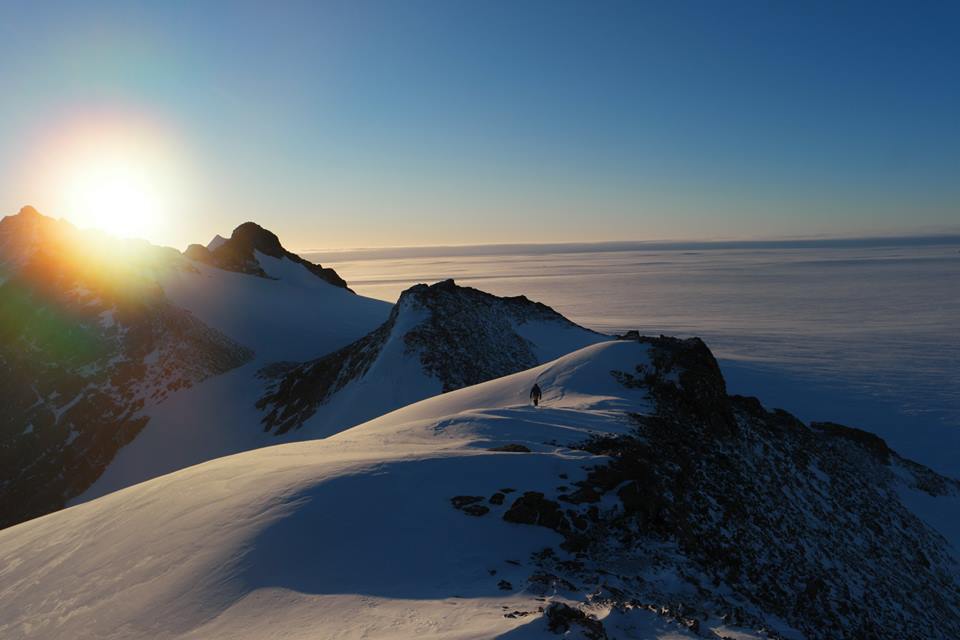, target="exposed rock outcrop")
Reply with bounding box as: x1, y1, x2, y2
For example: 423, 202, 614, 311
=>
453, 335, 960, 639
